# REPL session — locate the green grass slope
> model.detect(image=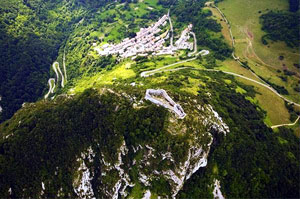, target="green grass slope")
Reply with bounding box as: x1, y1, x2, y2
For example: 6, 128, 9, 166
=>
217, 0, 300, 104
